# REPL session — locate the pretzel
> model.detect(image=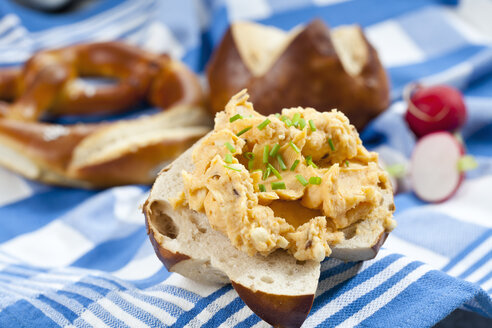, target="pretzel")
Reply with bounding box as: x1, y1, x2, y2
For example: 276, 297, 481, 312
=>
0, 42, 211, 188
